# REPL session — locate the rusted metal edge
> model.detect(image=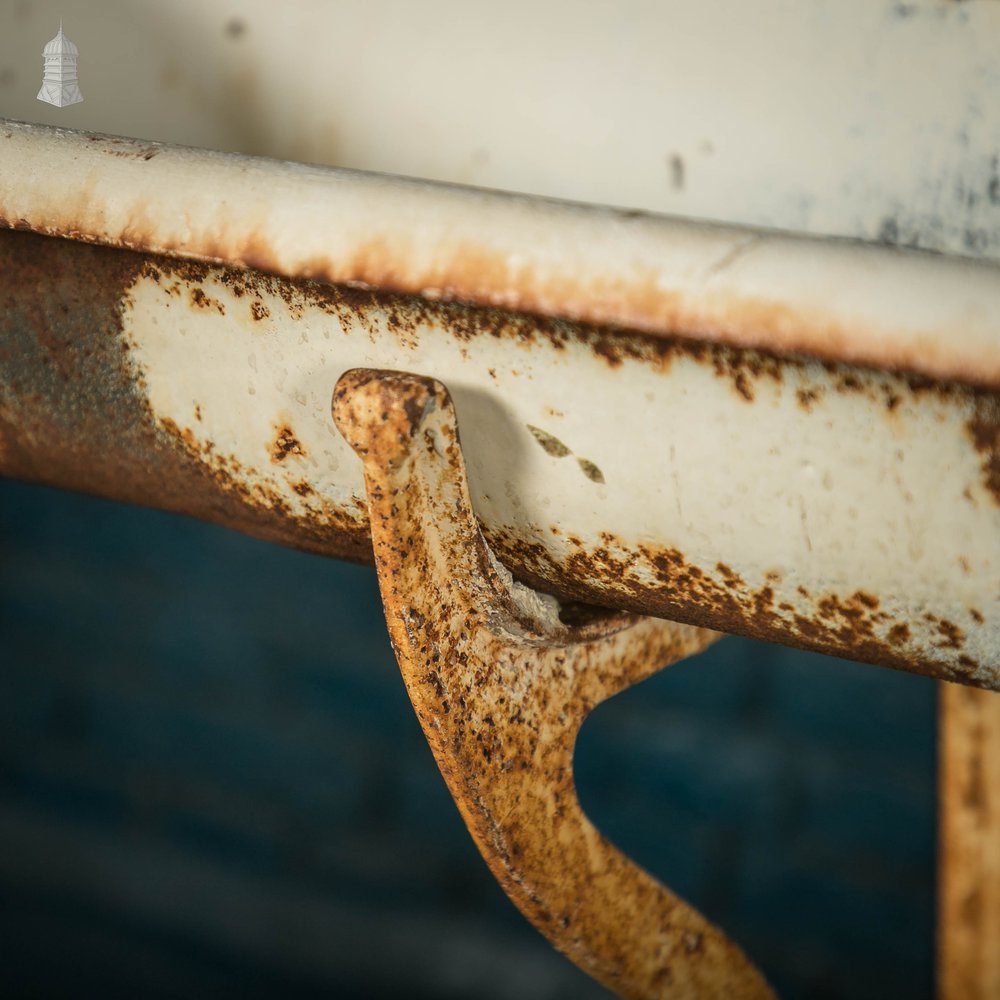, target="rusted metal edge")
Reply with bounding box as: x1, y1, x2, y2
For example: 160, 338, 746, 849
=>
0, 230, 369, 563
0, 230, 997, 688
1, 118, 999, 389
